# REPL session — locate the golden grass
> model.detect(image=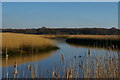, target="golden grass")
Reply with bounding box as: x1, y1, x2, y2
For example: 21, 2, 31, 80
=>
38, 35, 120, 40
69, 35, 120, 40
1, 33, 55, 49
1, 33, 119, 49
